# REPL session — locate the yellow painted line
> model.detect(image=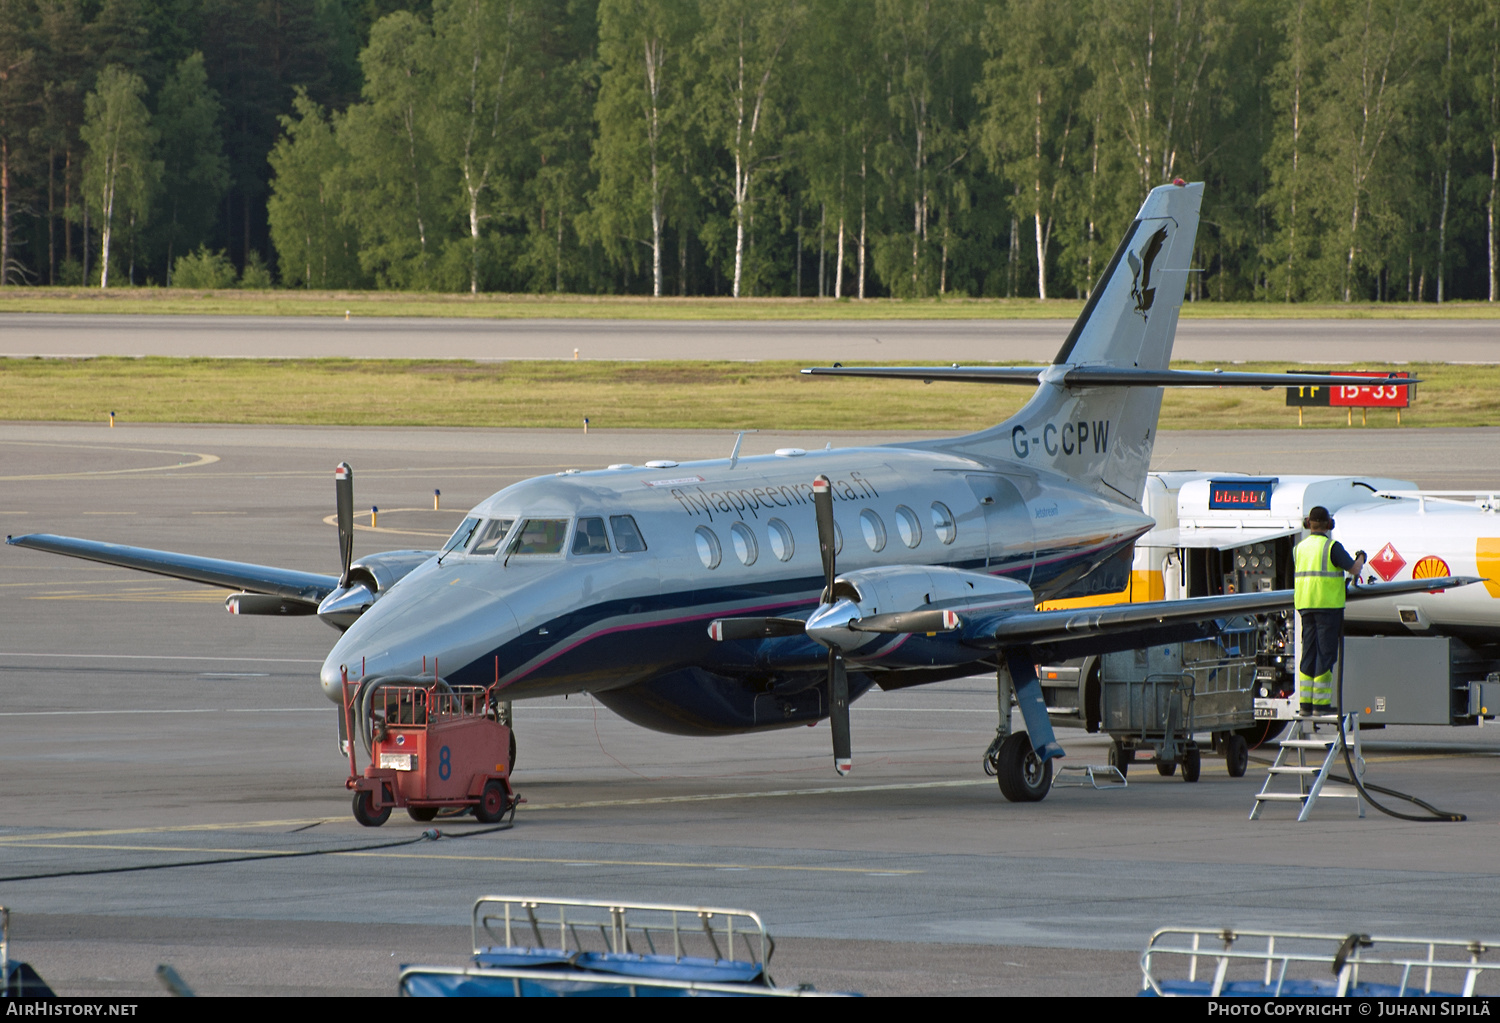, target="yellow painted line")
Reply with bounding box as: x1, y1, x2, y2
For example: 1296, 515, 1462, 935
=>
0, 841, 921, 876
338, 851, 921, 875
0, 448, 220, 480
322, 509, 453, 538
524, 778, 992, 810
0, 818, 340, 843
